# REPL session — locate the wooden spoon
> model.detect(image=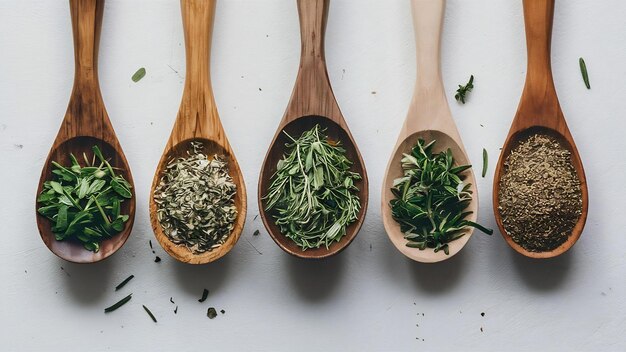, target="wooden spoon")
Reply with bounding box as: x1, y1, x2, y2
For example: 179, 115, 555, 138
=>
258, 0, 368, 259
149, 0, 247, 265
35, 0, 135, 263
381, 0, 478, 263
492, 0, 588, 259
